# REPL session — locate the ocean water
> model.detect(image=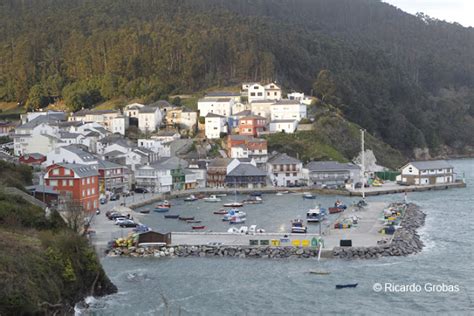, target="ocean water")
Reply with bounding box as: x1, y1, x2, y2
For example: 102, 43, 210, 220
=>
89, 159, 474, 315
